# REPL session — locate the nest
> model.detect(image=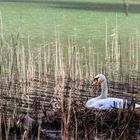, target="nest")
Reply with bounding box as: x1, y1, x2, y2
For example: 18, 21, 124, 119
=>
0, 100, 140, 140
67, 101, 140, 140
